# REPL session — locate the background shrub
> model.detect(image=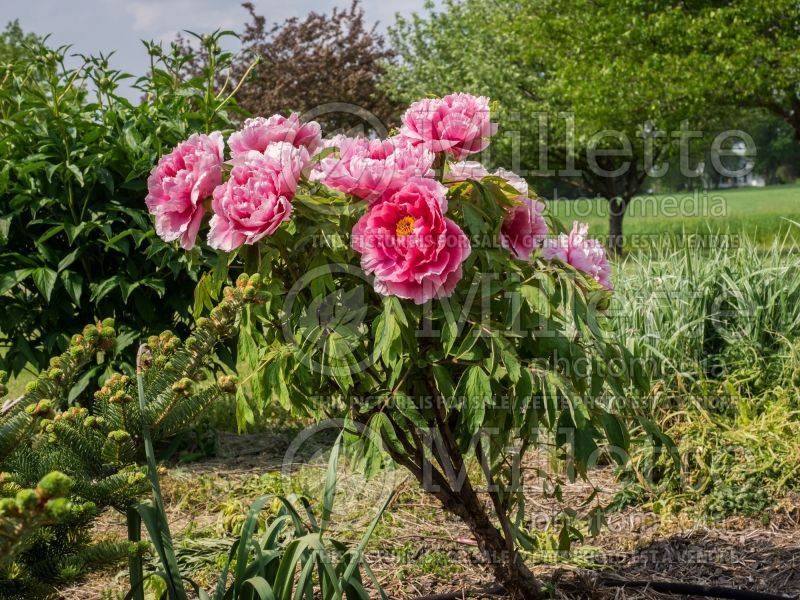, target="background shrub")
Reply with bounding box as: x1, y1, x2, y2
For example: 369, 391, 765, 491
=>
0, 27, 240, 378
